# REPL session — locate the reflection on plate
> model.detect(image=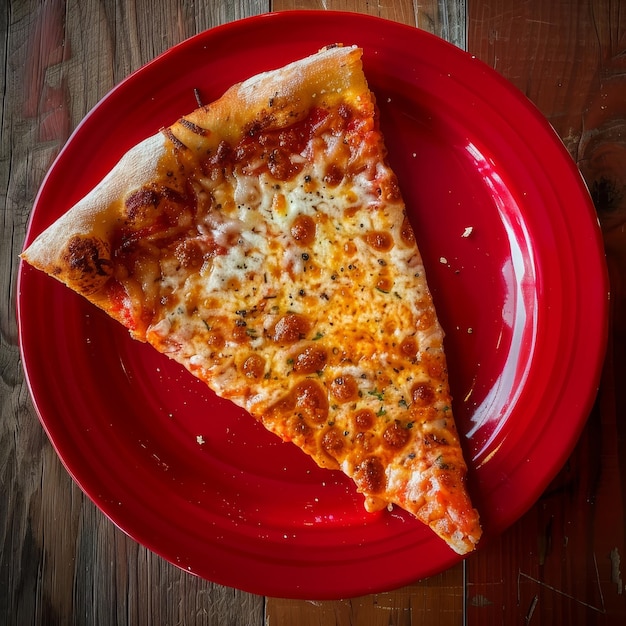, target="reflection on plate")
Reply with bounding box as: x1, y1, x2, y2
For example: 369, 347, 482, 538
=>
17, 11, 608, 599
